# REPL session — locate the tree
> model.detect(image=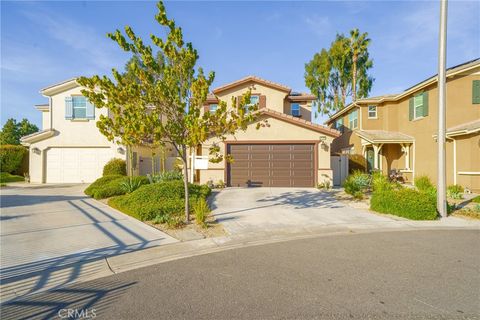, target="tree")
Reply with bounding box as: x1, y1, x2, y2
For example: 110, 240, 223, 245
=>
0, 118, 39, 145
78, 1, 260, 223
349, 28, 372, 102
305, 29, 373, 116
